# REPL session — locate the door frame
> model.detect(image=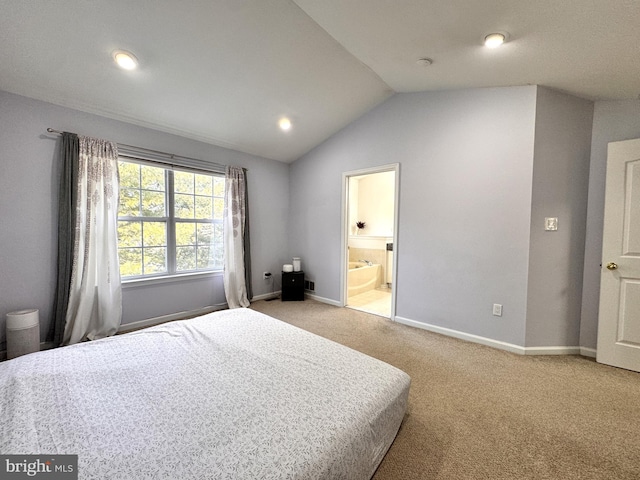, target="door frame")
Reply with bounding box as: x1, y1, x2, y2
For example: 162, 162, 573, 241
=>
340, 163, 400, 320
